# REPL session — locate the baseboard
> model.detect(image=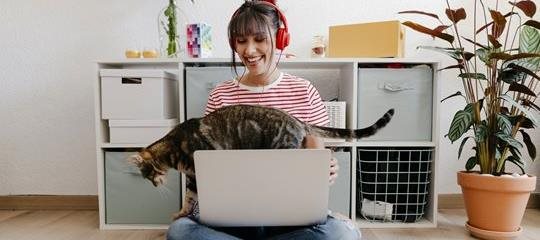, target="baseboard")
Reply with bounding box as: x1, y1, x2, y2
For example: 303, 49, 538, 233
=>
1, 194, 537, 210
0, 195, 98, 210
439, 193, 540, 209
